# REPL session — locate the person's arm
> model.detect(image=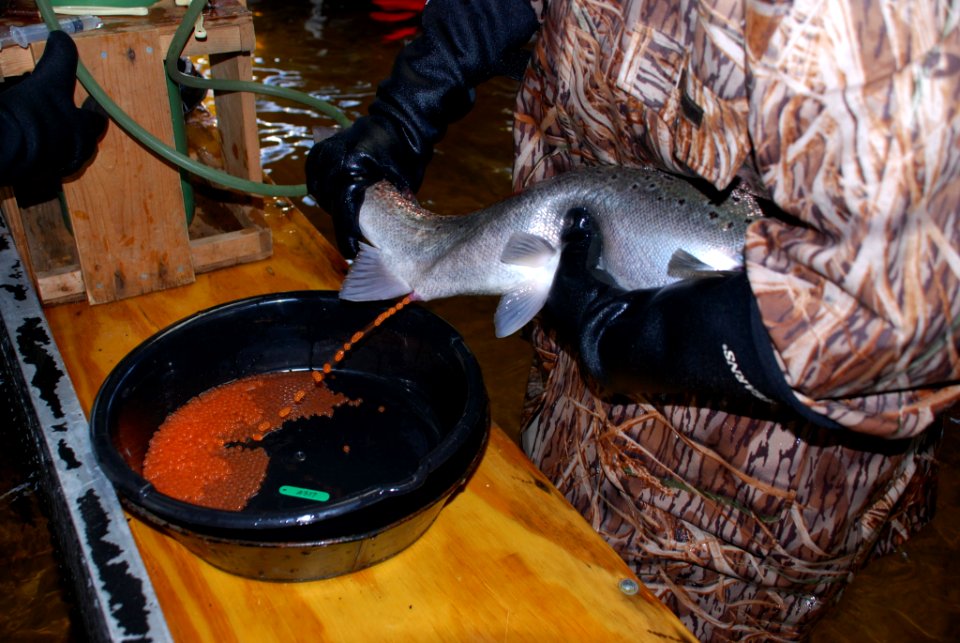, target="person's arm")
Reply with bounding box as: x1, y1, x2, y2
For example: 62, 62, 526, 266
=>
0, 31, 106, 186
736, 1, 960, 438
545, 211, 842, 428
305, 0, 538, 258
